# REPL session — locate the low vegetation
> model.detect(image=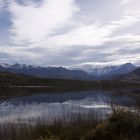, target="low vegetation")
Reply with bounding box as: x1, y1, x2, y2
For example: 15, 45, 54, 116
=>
0, 72, 140, 88
0, 72, 140, 140
0, 111, 140, 140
